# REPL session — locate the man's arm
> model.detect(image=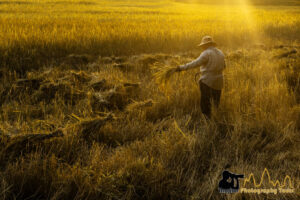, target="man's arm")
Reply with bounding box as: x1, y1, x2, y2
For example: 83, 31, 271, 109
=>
178, 51, 208, 71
